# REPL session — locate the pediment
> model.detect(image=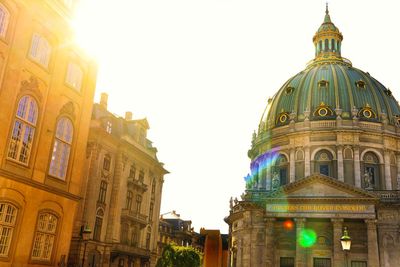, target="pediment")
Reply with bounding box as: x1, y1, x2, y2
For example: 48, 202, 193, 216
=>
270, 173, 377, 199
